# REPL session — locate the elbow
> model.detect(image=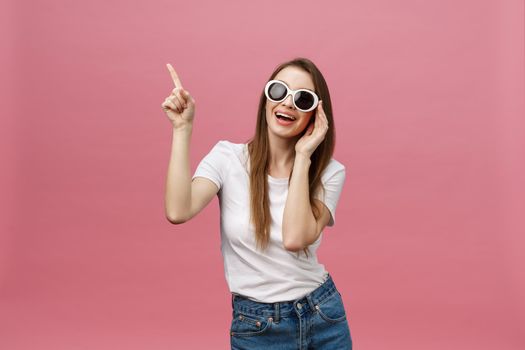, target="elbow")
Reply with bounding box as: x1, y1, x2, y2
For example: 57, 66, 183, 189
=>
166, 211, 188, 225
284, 242, 303, 252
283, 237, 304, 252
